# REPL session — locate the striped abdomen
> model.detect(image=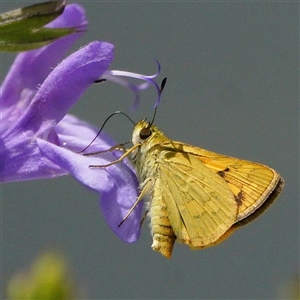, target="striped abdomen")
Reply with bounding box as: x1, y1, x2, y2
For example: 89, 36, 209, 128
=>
149, 190, 176, 258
